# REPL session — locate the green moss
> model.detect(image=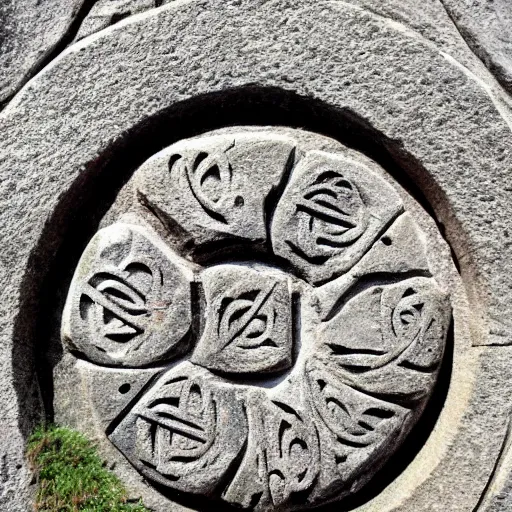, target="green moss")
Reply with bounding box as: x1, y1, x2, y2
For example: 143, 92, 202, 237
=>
27, 425, 149, 512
